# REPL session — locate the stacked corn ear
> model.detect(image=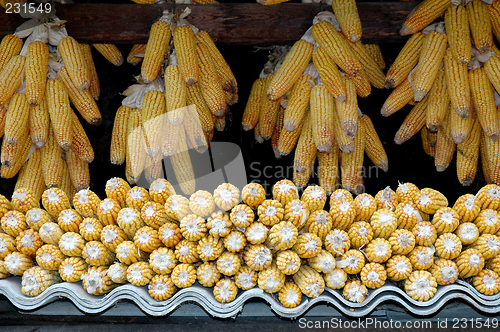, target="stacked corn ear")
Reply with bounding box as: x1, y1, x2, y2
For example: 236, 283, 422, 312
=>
384, 0, 500, 186
3, 180, 500, 304
113, 9, 238, 194
0, 14, 100, 201
242, 10, 388, 195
